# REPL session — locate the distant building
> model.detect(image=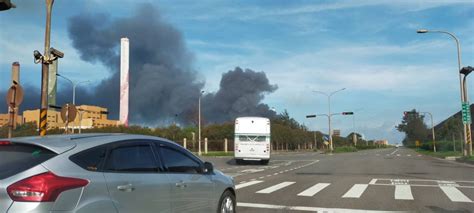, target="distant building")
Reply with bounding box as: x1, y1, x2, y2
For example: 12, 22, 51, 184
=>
333, 129, 341, 137
0, 113, 23, 127
23, 109, 62, 129
22, 105, 120, 130
375, 140, 388, 145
